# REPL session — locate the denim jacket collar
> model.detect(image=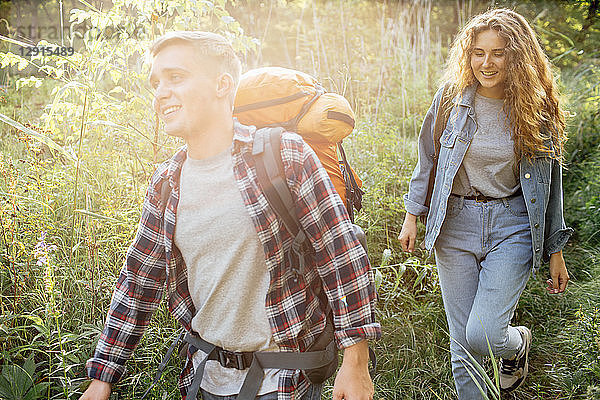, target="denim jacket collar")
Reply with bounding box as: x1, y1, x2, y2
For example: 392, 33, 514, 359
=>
455, 83, 478, 110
